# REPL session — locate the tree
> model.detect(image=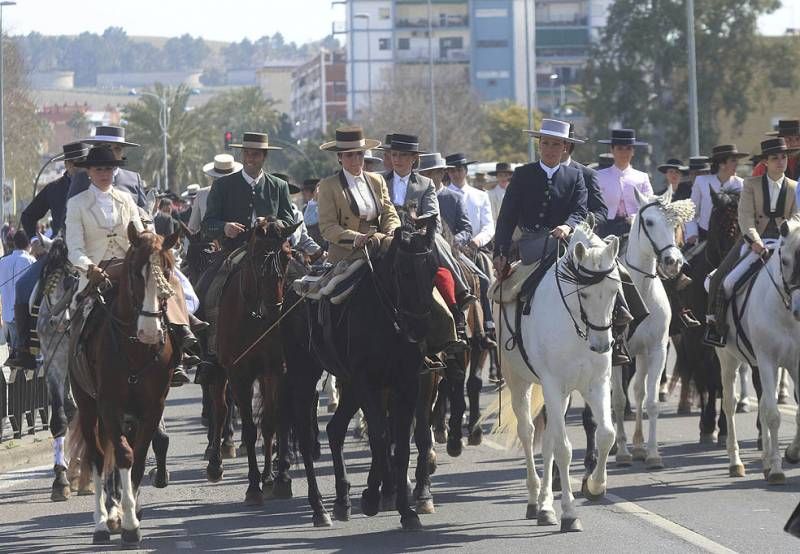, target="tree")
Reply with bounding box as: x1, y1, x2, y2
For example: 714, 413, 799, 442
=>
582, 0, 799, 170
479, 101, 541, 163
